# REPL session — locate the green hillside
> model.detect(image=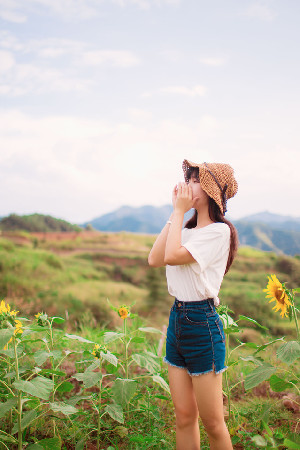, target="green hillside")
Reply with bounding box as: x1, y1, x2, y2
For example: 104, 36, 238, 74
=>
0, 213, 82, 232
235, 220, 300, 255
0, 232, 299, 449
0, 231, 299, 338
